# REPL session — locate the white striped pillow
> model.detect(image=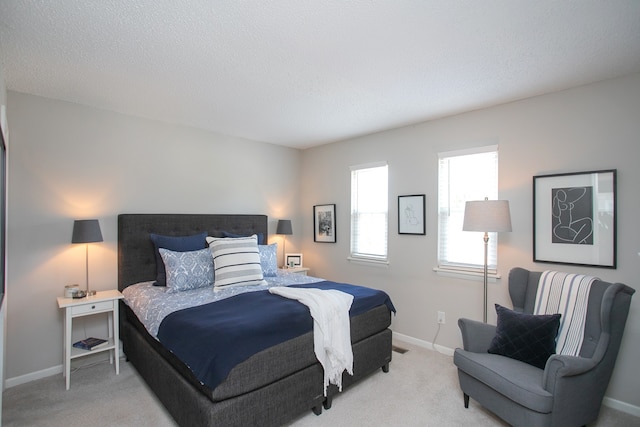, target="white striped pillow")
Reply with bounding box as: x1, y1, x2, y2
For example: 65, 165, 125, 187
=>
206, 235, 266, 289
